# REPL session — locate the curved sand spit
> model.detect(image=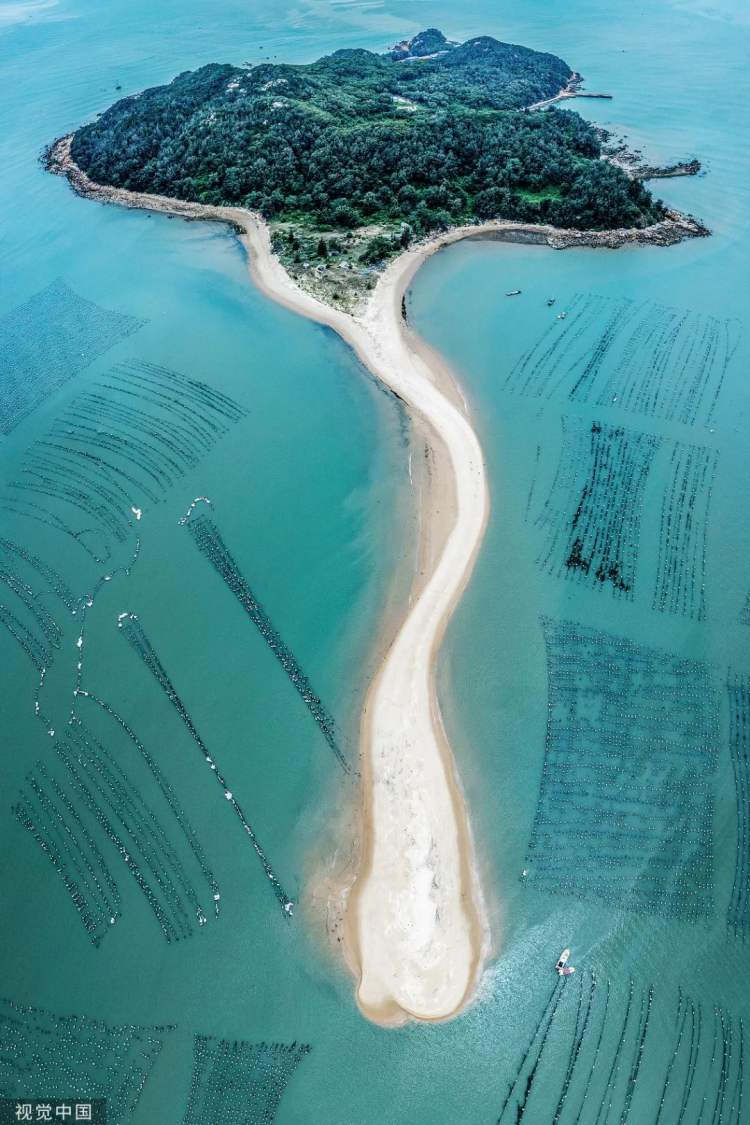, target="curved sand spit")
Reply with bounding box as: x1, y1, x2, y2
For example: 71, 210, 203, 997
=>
49, 135, 705, 1025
